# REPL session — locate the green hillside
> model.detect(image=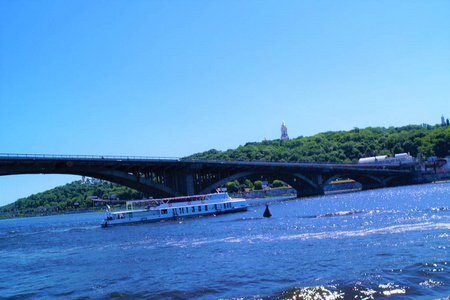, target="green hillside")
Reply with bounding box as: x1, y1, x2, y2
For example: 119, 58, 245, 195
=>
0, 180, 144, 216
1, 123, 449, 217
186, 124, 450, 163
